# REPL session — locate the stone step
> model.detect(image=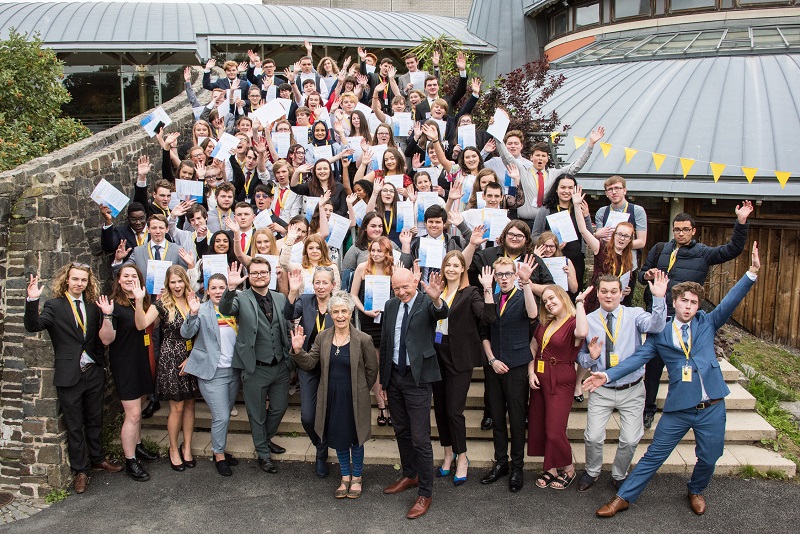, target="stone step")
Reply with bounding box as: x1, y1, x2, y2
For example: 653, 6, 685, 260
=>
139, 429, 796, 477
145, 401, 775, 444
